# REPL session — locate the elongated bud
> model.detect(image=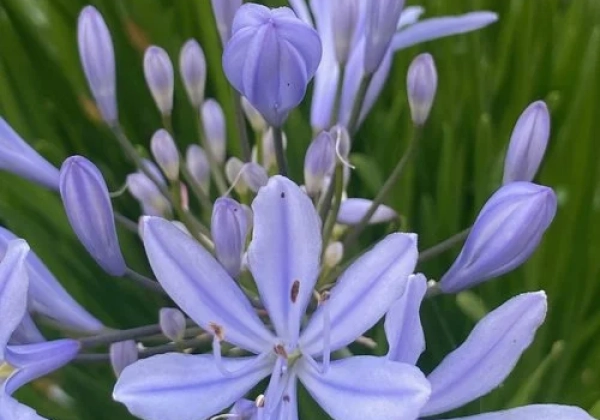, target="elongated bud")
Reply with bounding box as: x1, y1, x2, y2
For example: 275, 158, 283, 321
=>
211, 198, 248, 278
440, 182, 557, 293
223, 4, 322, 127
324, 242, 344, 268
337, 198, 398, 225
186, 145, 210, 193
110, 340, 138, 377
364, 0, 405, 74
211, 0, 242, 46
179, 39, 206, 108
127, 173, 171, 217
225, 157, 246, 194
240, 162, 268, 193
144, 46, 174, 116
60, 156, 126, 276
304, 132, 335, 196
150, 129, 179, 181
159, 307, 186, 342
503, 101, 550, 184
407, 53, 437, 126
331, 0, 361, 66
77, 6, 117, 124
201, 99, 227, 164
0, 118, 60, 190
241, 97, 267, 133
